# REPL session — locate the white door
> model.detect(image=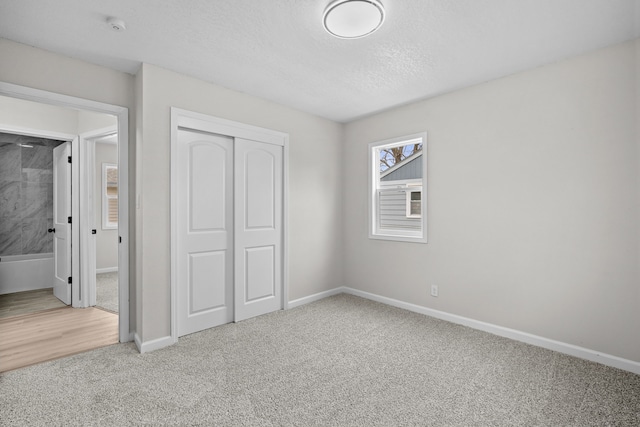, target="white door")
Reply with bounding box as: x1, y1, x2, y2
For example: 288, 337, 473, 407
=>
53, 142, 72, 305
234, 138, 283, 321
177, 129, 234, 337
